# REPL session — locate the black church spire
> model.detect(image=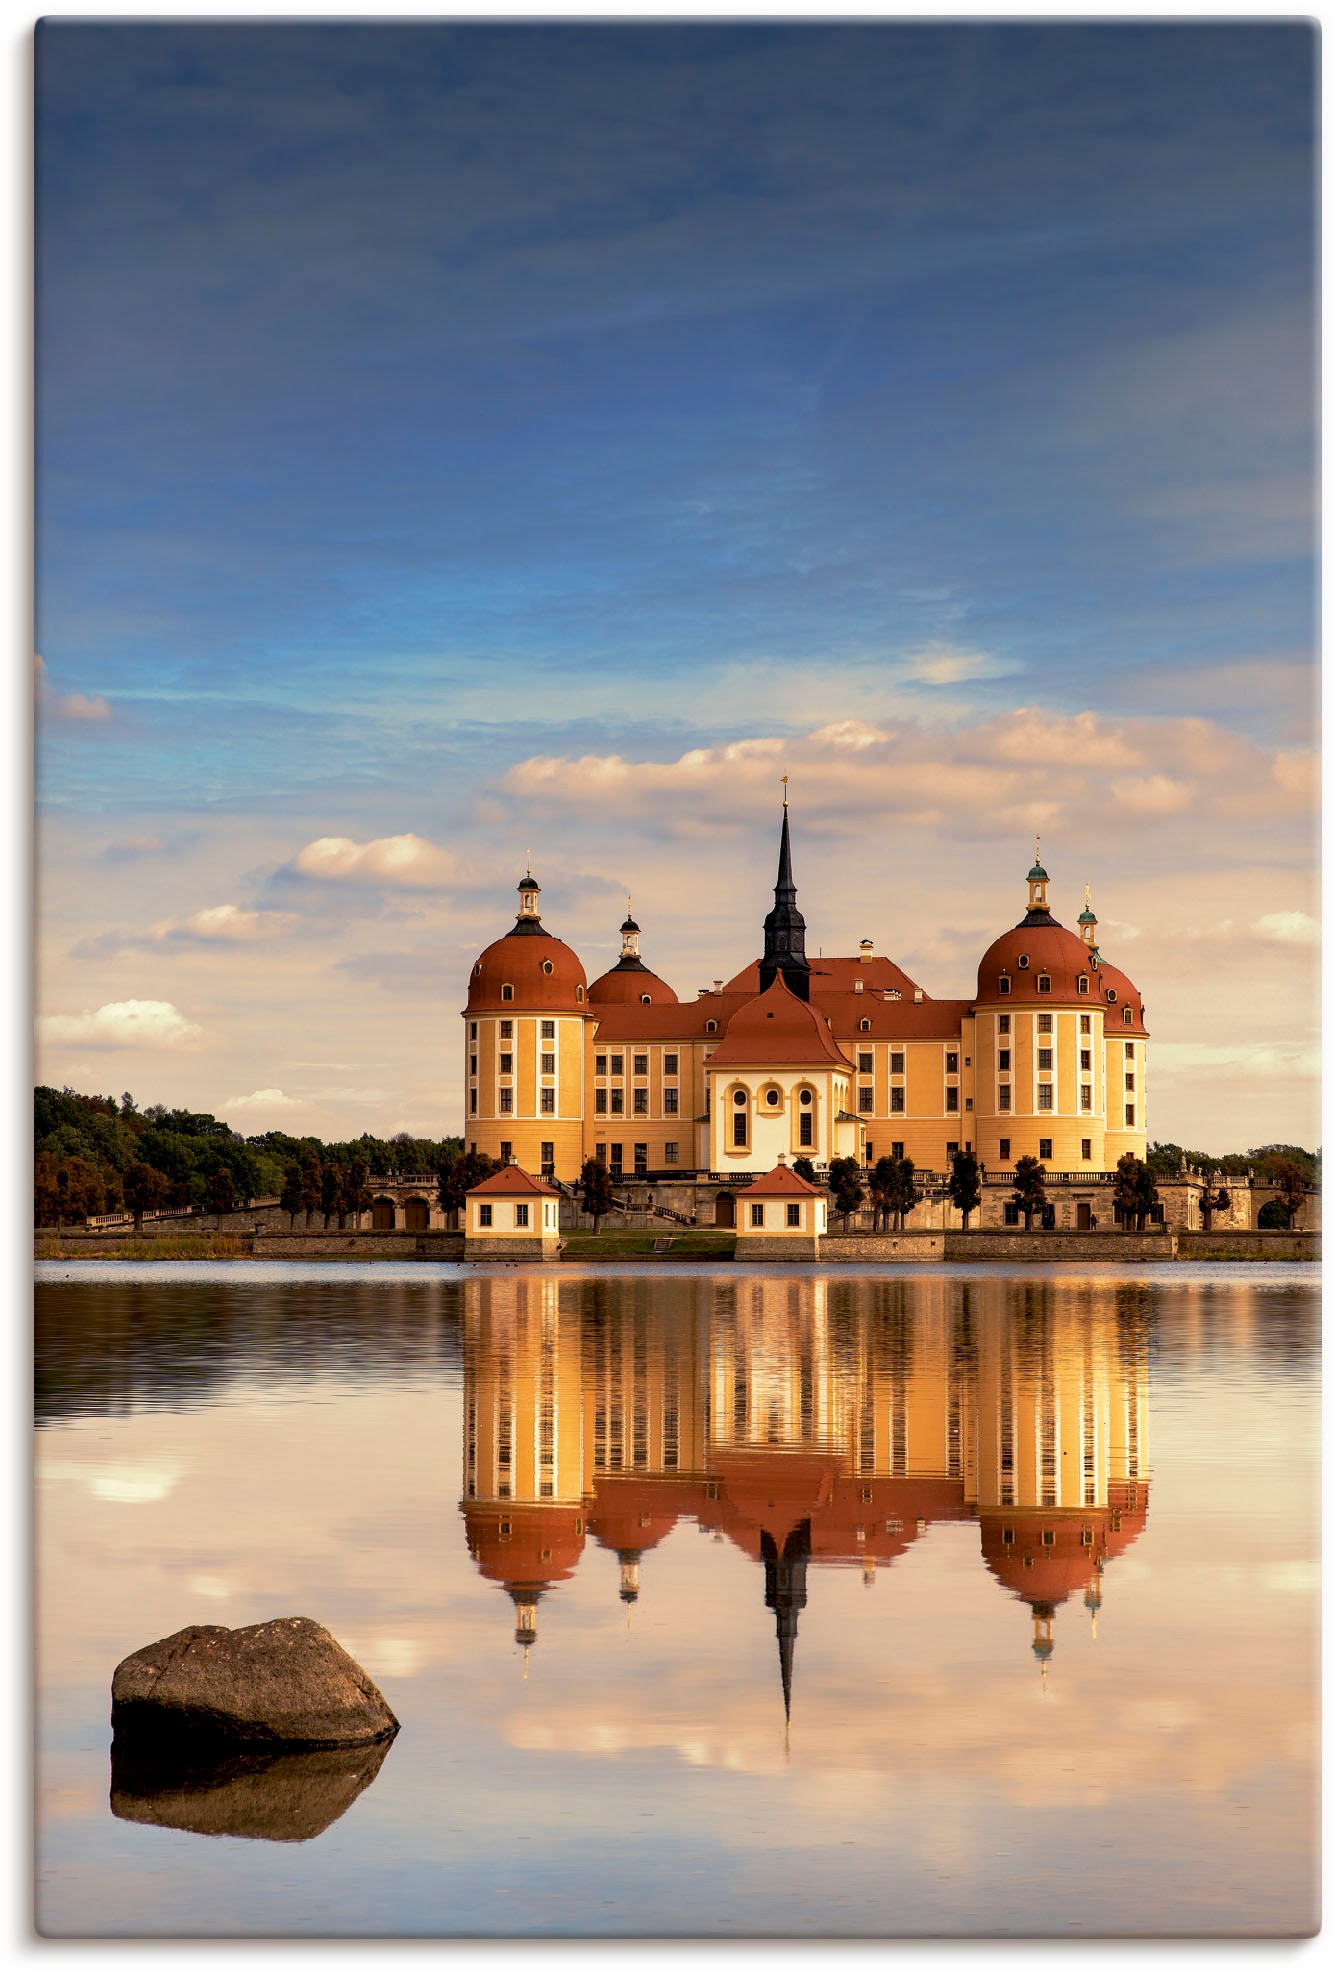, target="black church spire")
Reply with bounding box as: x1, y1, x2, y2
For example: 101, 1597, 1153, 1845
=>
759, 786, 810, 1000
